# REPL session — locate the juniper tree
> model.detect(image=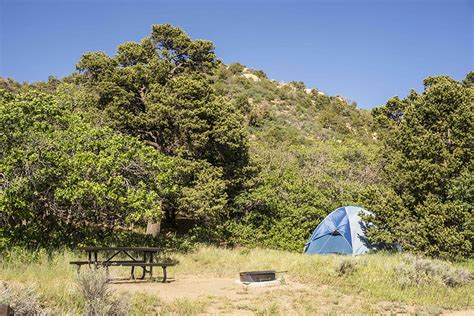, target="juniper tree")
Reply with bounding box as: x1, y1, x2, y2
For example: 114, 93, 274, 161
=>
76, 24, 249, 225
365, 75, 473, 259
